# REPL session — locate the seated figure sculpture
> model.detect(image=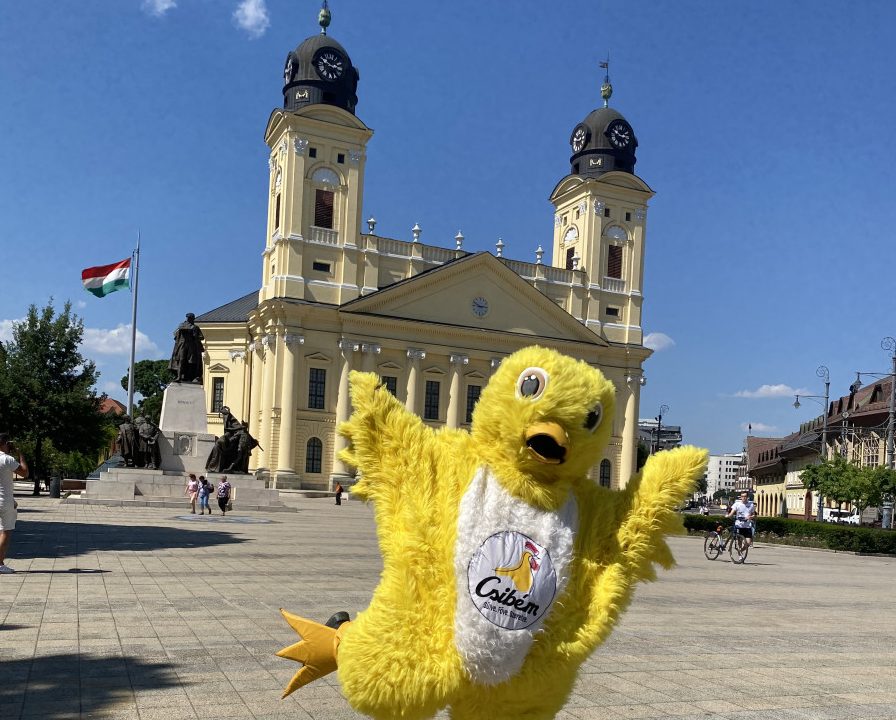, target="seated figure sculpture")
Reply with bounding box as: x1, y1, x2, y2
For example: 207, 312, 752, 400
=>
205, 407, 259, 474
